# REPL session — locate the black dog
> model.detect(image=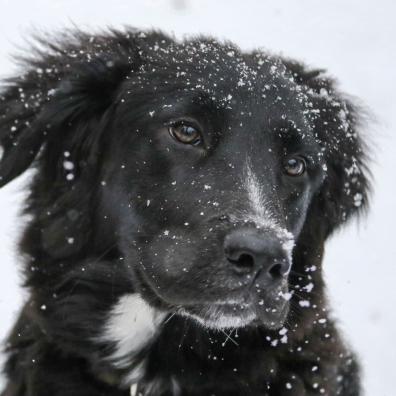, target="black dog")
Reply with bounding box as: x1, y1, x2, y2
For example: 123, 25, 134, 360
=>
0, 28, 369, 396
